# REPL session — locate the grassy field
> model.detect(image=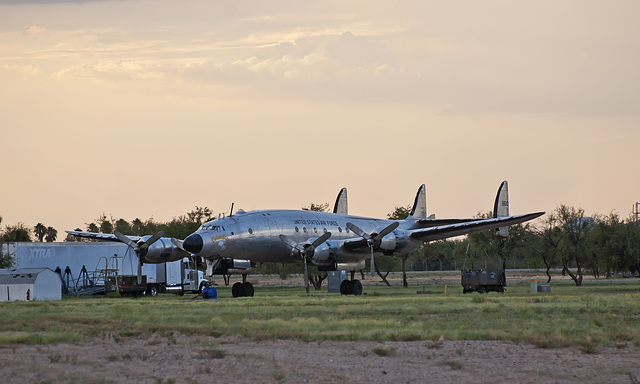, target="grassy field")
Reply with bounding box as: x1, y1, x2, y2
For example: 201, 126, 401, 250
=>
1, 279, 639, 349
